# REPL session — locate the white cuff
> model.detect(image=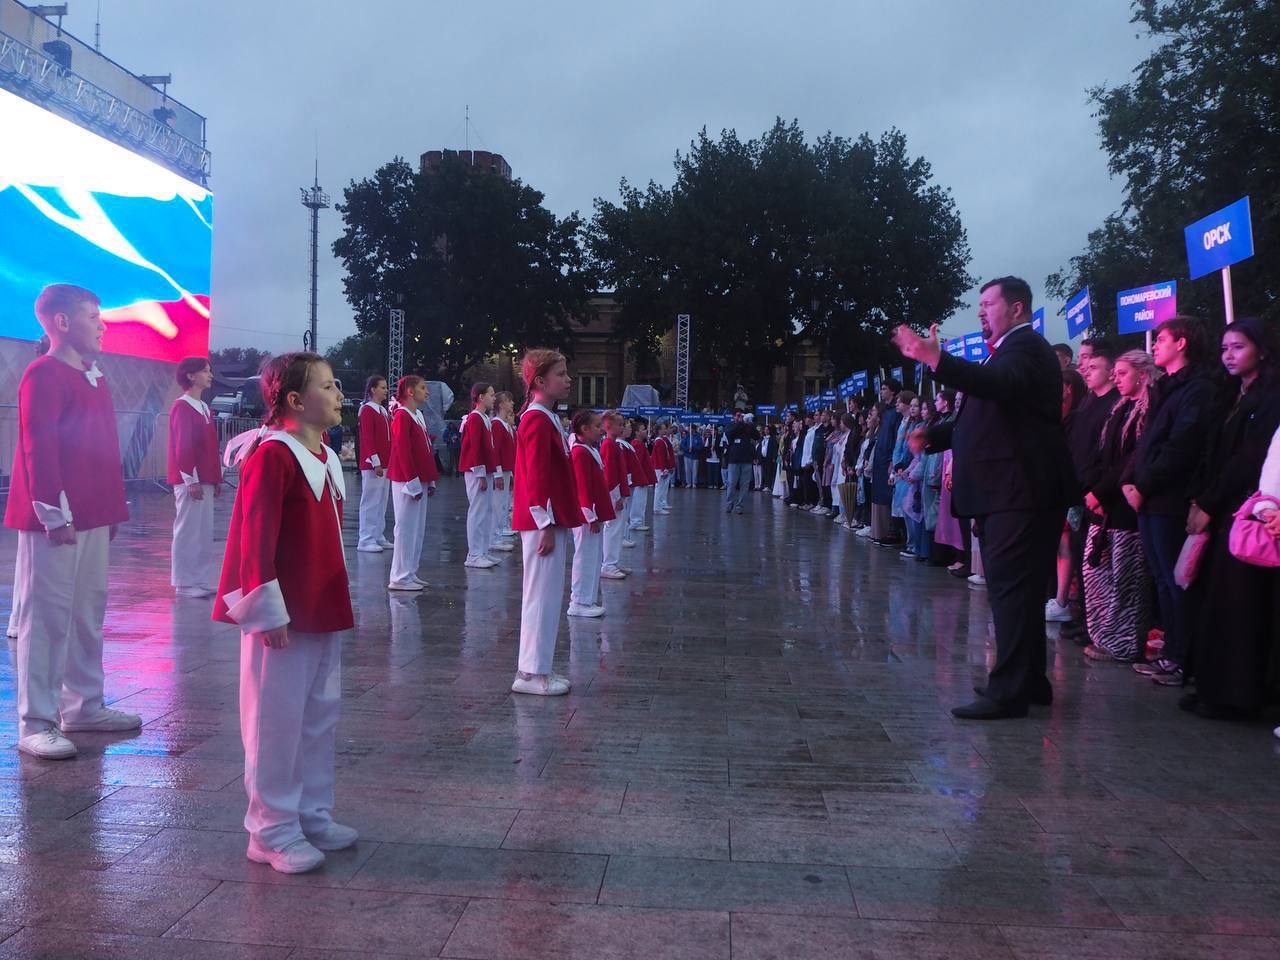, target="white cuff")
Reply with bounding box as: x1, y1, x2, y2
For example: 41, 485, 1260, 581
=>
609, 485, 621, 500
1251, 498, 1279, 518
33, 492, 73, 531
627, 474, 633, 485
404, 478, 424, 497
470, 465, 487, 477
180, 469, 200, 488
367, 454, 381, 469
222, 579, 289, 634
428, 481, 437, 491
582, 506, 598, 524
529, 501, 555, 530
